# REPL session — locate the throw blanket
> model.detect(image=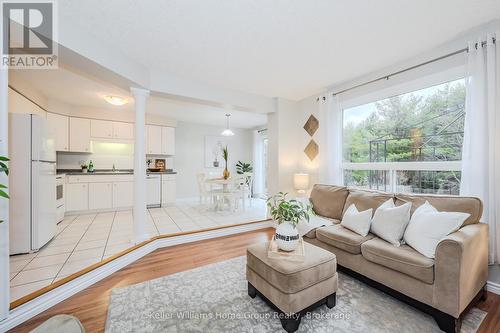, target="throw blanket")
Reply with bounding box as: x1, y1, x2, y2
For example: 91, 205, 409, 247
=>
297, 214, 334, 237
